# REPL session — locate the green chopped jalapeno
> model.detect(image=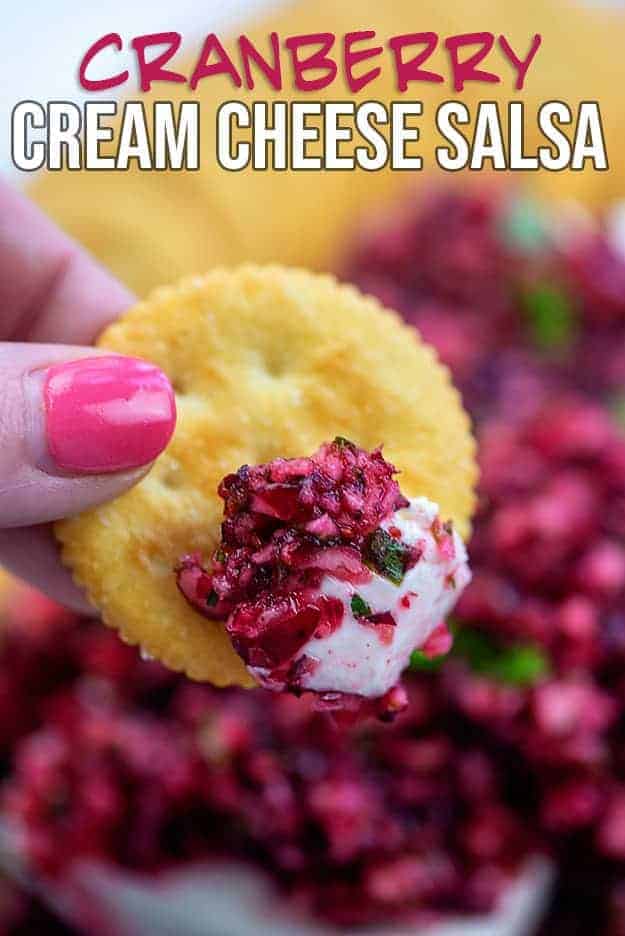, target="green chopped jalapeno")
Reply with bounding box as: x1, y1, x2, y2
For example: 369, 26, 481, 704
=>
351, 593, 372, 617
364, 528, 409, 585
523, 282, 576, 351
